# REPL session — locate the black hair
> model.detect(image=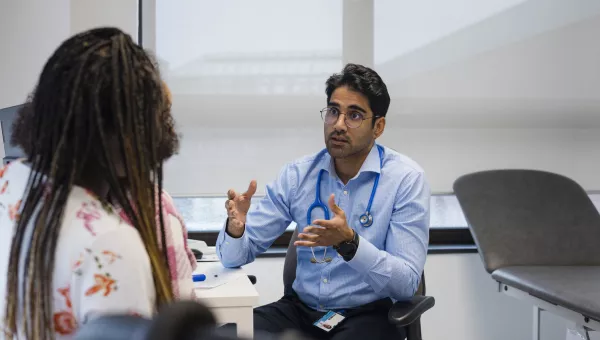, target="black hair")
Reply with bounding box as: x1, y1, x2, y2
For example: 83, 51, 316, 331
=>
4, 27, 176, 339
325, 63, 391, 124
